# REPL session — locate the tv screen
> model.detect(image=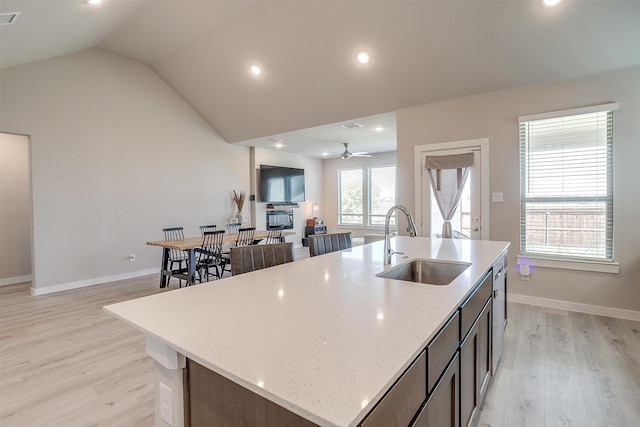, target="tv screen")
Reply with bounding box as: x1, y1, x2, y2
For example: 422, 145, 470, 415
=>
259, 165, 305, 203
